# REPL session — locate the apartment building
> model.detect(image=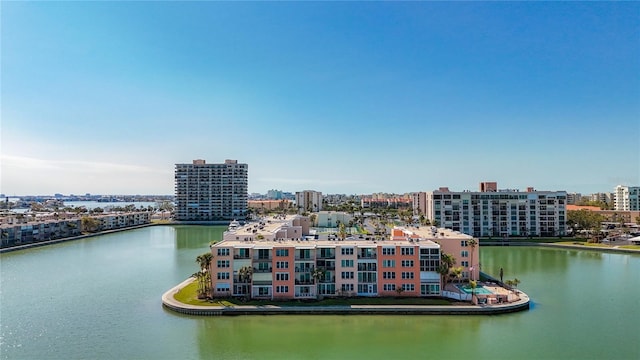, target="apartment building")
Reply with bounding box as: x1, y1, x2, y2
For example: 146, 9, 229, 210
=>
614, 185, 640, 211
295, 190, 322, 213
425, 186, 567, 237
1, 219, 81, 248
411, 192, 427, 215
175, 159, 248, 221
210, 215, 477, 300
